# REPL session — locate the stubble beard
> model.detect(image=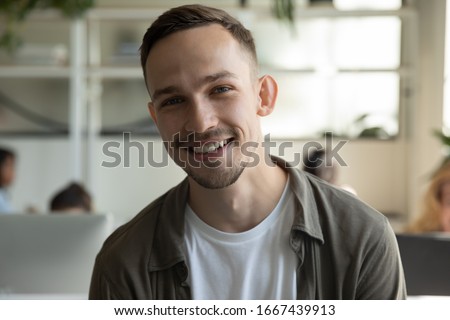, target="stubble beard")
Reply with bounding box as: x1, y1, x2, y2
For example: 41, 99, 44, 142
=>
185, 157, 246, 189
175, 140, 247, 189
168, 128, 247, 189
